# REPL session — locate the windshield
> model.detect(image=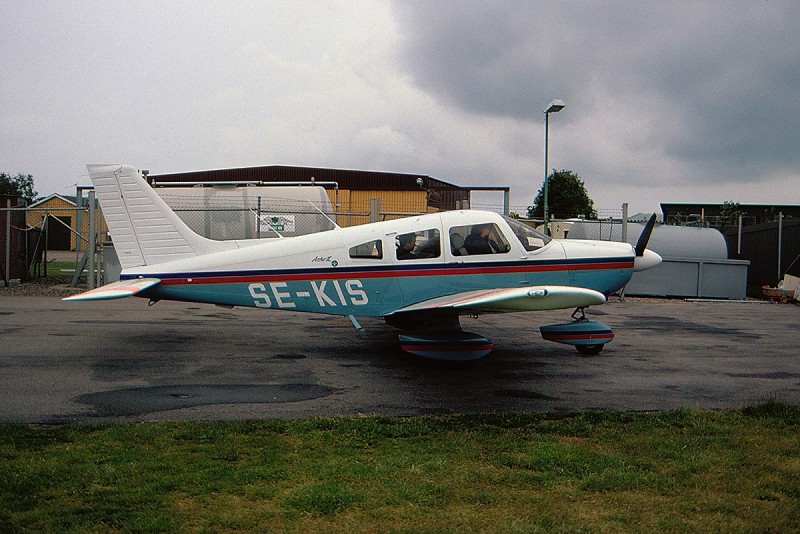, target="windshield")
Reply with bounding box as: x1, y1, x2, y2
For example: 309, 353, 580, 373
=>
503, 216, 551, 252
